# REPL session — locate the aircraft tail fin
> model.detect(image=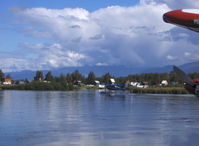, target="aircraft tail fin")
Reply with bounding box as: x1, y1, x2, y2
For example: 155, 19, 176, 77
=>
173, 65, 194, 86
